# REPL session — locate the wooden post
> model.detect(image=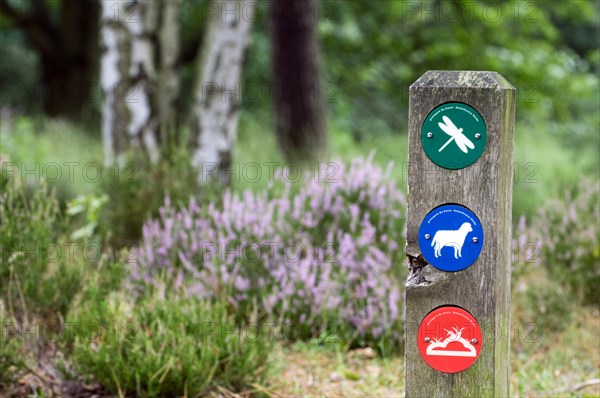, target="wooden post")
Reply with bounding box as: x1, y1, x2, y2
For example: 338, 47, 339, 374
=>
405, 71, 515, 397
